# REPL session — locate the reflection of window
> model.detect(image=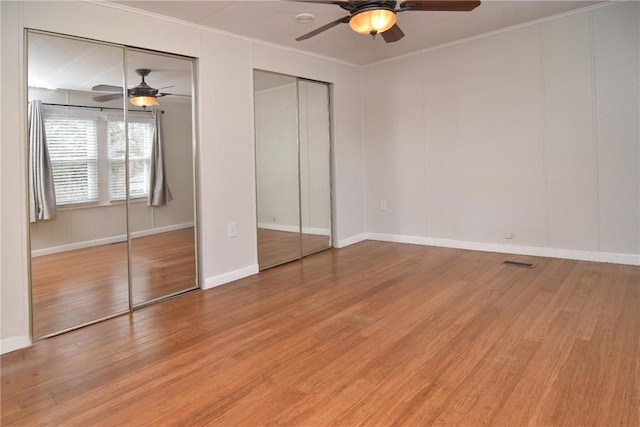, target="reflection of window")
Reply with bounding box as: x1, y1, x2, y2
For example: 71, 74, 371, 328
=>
107, 121, 153, 201
42, 106, 154, 207
44, 117, 98, 206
